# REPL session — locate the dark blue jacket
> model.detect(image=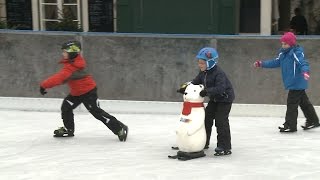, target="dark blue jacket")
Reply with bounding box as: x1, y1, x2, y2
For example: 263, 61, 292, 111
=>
262, 46, 309, 90
192, 66, 235, 103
